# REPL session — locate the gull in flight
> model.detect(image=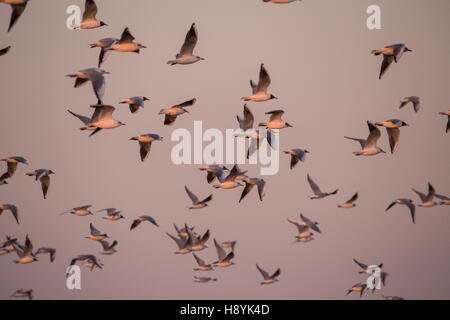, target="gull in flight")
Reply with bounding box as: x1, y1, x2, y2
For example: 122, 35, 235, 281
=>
10, 289, 33, 300
89, 38, 118, 67
283, 149, 309, 170
187, 227, 210, 252
166, 231, 192, 254
1, 156, 28, 181
345, 121, 386, 156
68, 104, 125, 137
236, 104, 254, 131
193, 253, 214, 271
399, 96, 420, 113
438, 110, 450, 133
98, 208, 124, 221
242, 64, 277, 102
212, 239, 235, 268
0, 236, 18, 255
69, 254, 102, 272
105, 27, 147, 53
185, 186, 212, 209
66, 68, 109, 103
1, 0, 29, 32
346, 283, 367, 298
167, 23, 204, 65
129, 134, 163, 162
119, 96, 150, 114
259, 110, 292, 129
375, 119, 409, 154
158, 98, 196, 125
85, 223, 109, 241
213, 165, 246, 189
98, 240, 118, 255
435, 193, 450, 206
385, 198, 416, 224
26, 169, 55, 199
0, 204, 19, 224
412, 183, 437, 208
256, 264, 281, 285
194, 276, 217, 283
130, 216, 159, 230
307, 174, 338, 199
371, 43, 412, 79
239, 177, 266, 203
353, 258, 388, 286
338, 192, 358, 208
199, 165, 229, 184
61, 205, 93, 217
13, 234, 37, 264
75, 0, 107, 30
